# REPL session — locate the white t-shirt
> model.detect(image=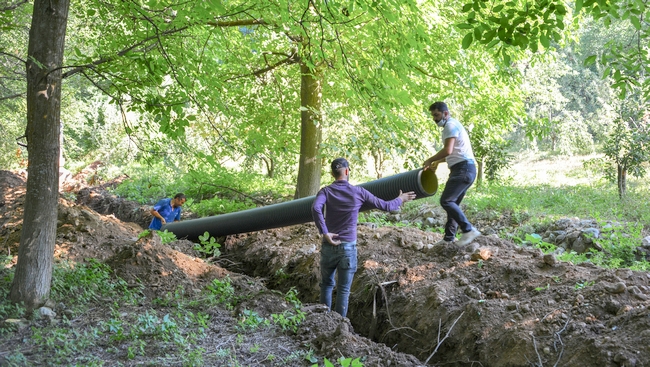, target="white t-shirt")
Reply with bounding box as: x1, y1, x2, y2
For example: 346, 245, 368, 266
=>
441, 117, 475, 167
